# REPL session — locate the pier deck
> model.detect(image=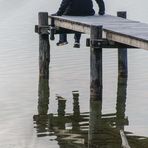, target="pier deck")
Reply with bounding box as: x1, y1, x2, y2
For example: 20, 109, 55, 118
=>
49, 14, 148, 50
